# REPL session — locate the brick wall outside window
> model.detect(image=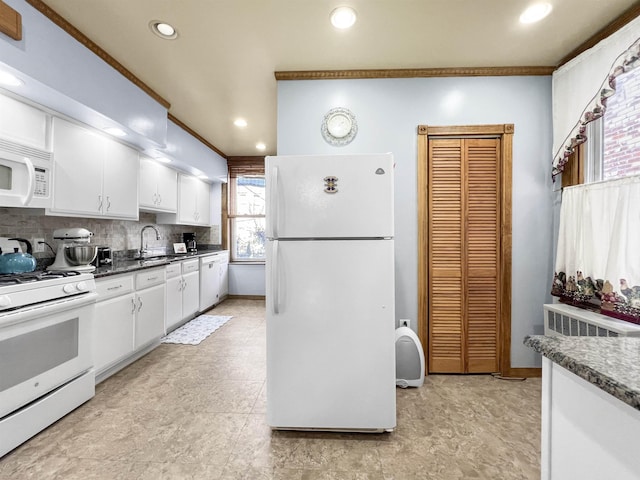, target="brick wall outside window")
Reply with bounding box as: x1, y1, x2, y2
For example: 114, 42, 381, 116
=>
603, 68, 640, 179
